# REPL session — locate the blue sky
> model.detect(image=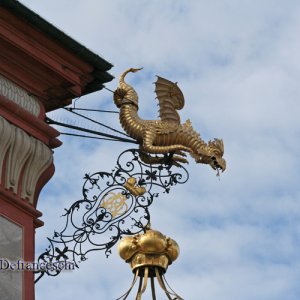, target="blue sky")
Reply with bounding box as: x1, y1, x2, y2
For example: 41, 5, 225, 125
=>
20, 1, 300, 299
